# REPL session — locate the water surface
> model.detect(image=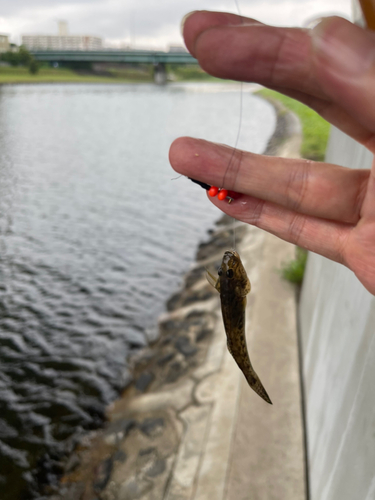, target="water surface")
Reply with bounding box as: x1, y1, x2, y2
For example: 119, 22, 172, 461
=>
0, 82, 276, 498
